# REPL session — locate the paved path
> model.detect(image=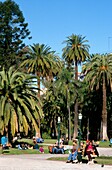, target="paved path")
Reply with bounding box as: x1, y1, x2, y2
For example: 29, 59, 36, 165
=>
97, 147, 112, 156
0, 147, 111, 170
